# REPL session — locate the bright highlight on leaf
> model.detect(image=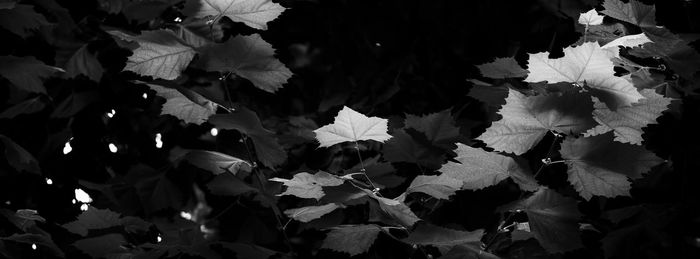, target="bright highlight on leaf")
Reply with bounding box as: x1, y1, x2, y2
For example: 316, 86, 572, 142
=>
108, 143, 118, 153
180, 211, 193, 221
524, 42, 643, 108
210, 128, 218, 136
142, 93, 148, 99
270, 171, 344, 200
45, 178, 53, 185
156, 235, 162, 243
80, 204, 89, 211
107, 30, 196, 80
314, 106, 392, 148
74, 189, 92, 204
578, 9, 604, 26
476, 89, 596, 155
63, 141, 72, 155
106, 109, 115, 118
184, 0, 286, 30
31, 243, 37, 250
439, 143, 538, 191
585, 89, 672, 145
